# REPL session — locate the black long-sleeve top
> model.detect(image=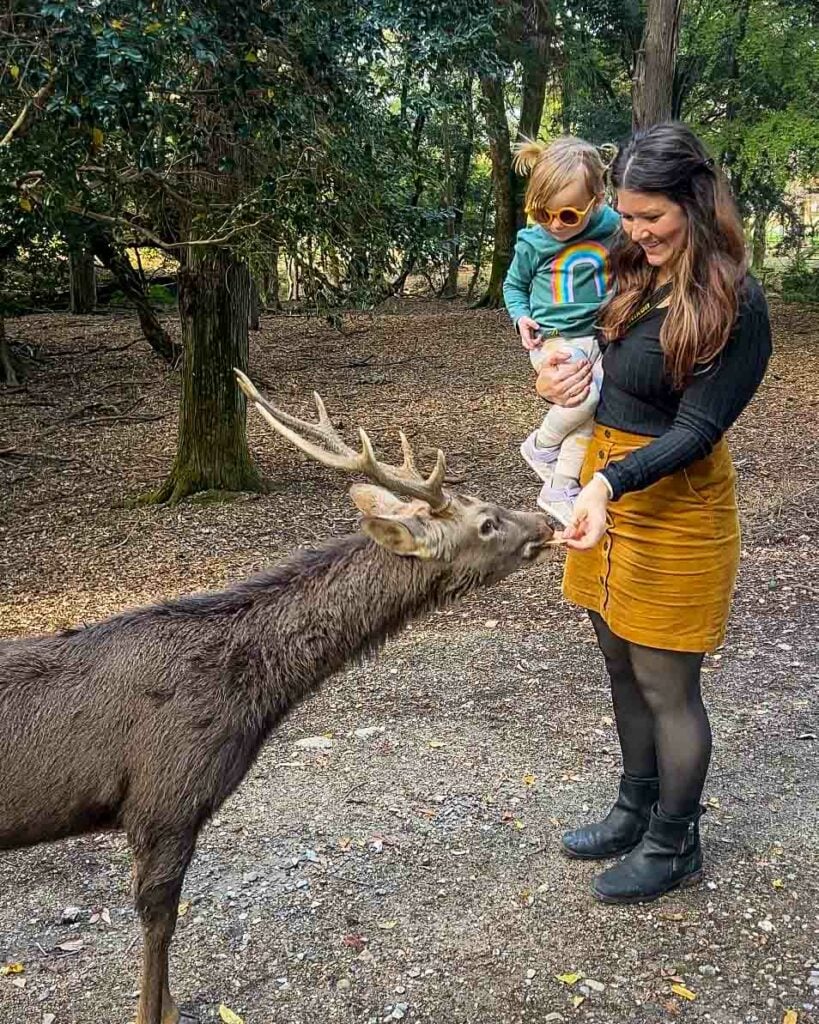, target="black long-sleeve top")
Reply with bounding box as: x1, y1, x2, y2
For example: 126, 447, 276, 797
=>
598, 275, 772, 501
